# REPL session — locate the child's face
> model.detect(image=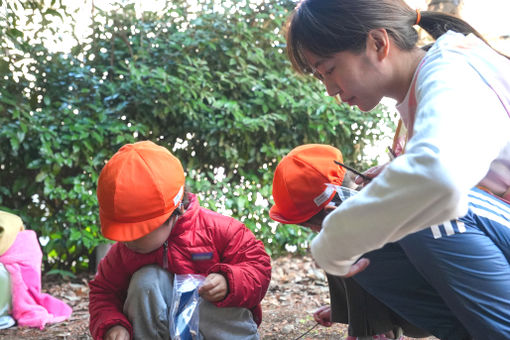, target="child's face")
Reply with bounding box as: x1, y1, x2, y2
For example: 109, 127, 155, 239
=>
298, 204, 336, 232
124, 215, 177, 254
